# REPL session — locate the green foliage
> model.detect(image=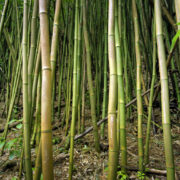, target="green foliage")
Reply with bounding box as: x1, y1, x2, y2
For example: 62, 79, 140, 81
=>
137, 171, 145, 180
117, 170, 128, 180
8, 118, 23, 130
52, 137, 60, 144
5, 138, 18, 150
9, 149, 21, 160
5, 137, 22, 160
16, 123, 22, 129
0, 137, 5, 149
104, 166, 108, 172
170, 30, 180, 51
11, 177, 17, 180
8, 118, 22, 125
0, 131, 22, 160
